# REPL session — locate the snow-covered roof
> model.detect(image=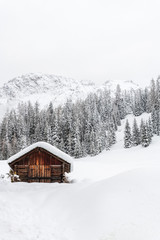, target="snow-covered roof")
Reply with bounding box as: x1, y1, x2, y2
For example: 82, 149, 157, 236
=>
7, 142, 73, 170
